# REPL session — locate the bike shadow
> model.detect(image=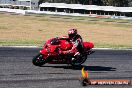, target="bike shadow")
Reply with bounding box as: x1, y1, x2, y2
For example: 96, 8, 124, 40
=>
41, 65, 116, 71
